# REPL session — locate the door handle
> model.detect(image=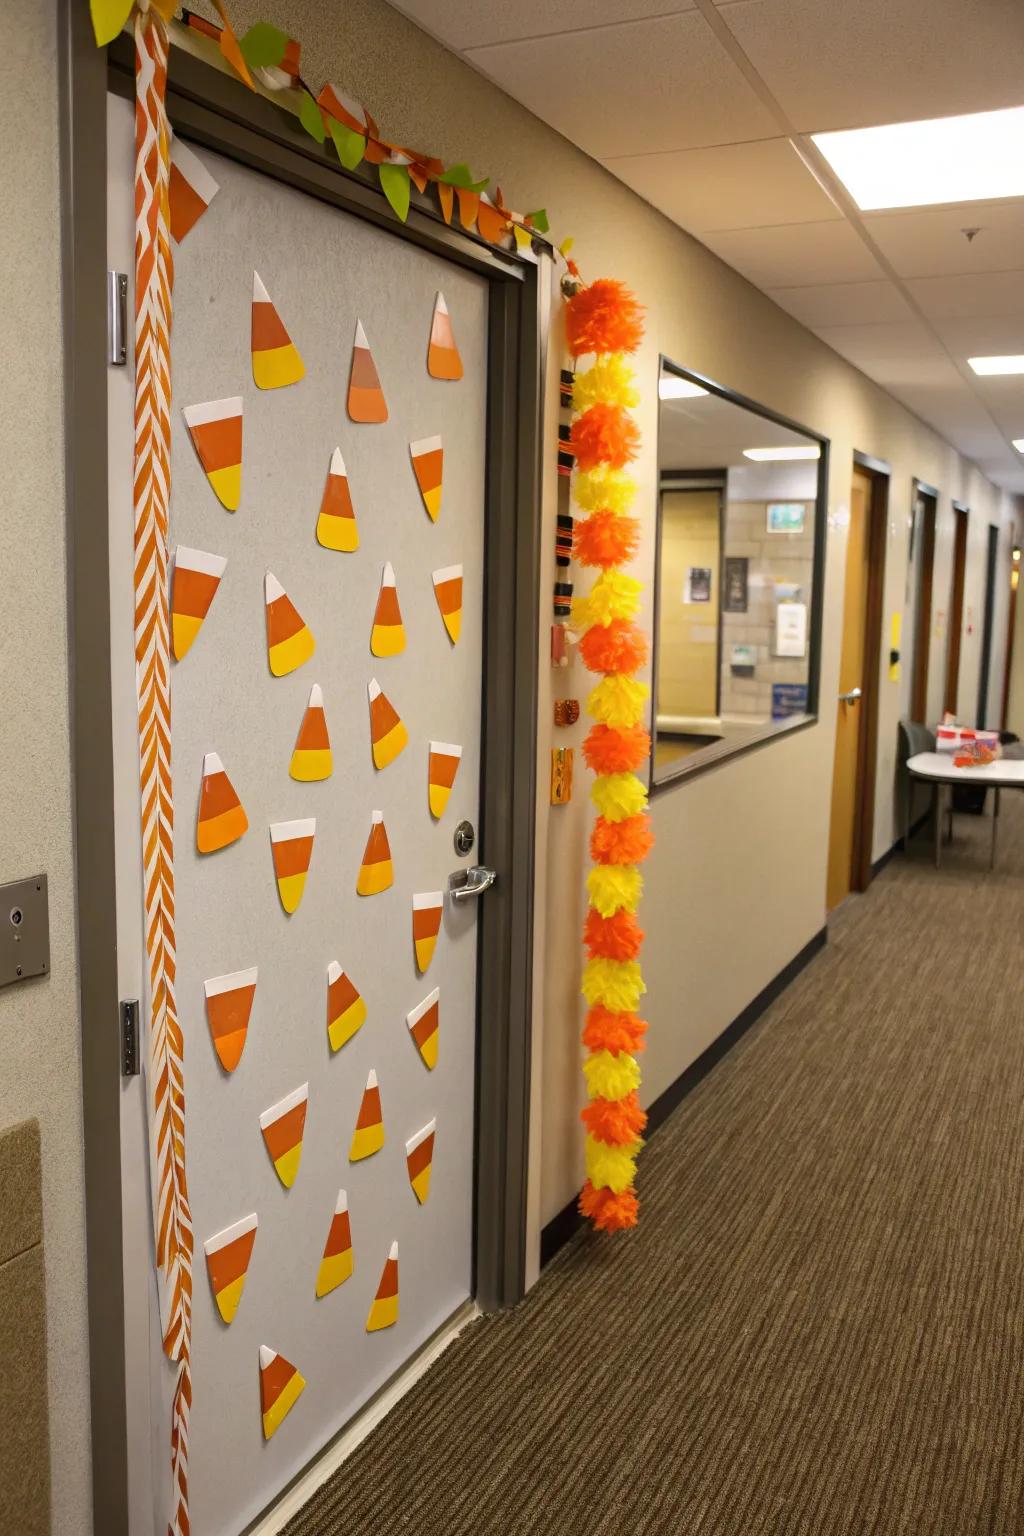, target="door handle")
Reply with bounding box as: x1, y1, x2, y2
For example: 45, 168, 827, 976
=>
448, 865, 497, 902
838, 687, 863, 704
